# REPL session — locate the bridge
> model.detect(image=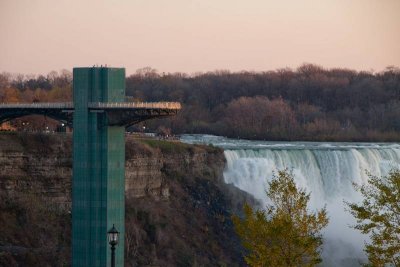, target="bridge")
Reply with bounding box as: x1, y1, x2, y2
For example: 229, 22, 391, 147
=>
0, 101, 181, 127
0, 67, 181, 267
